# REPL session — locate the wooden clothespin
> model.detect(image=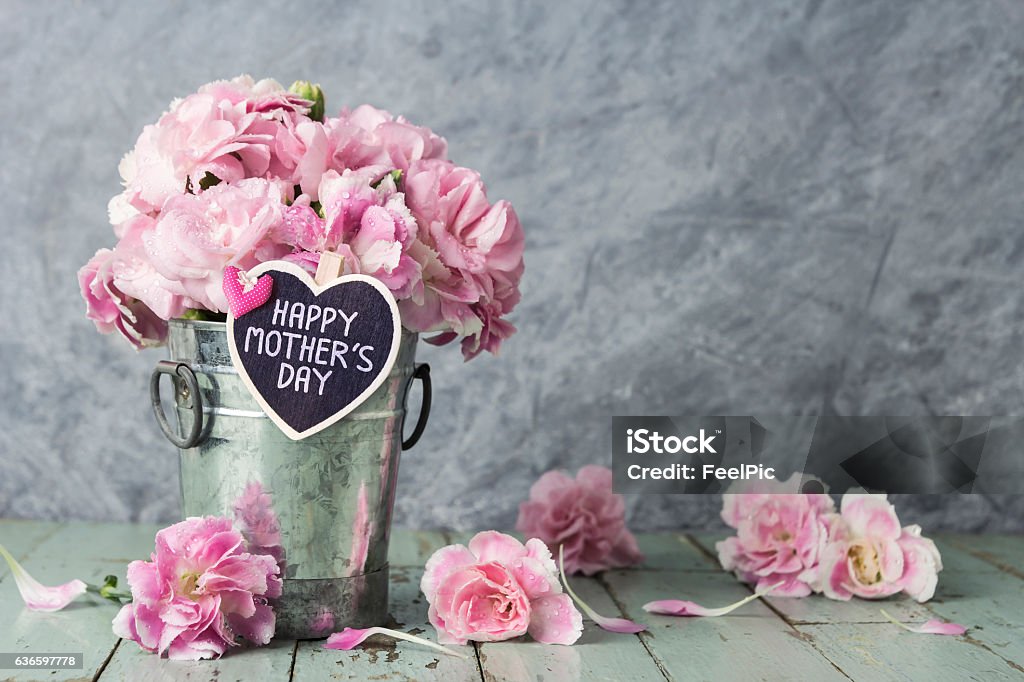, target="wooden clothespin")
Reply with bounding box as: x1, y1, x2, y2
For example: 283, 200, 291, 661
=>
314, 251, 345, 286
